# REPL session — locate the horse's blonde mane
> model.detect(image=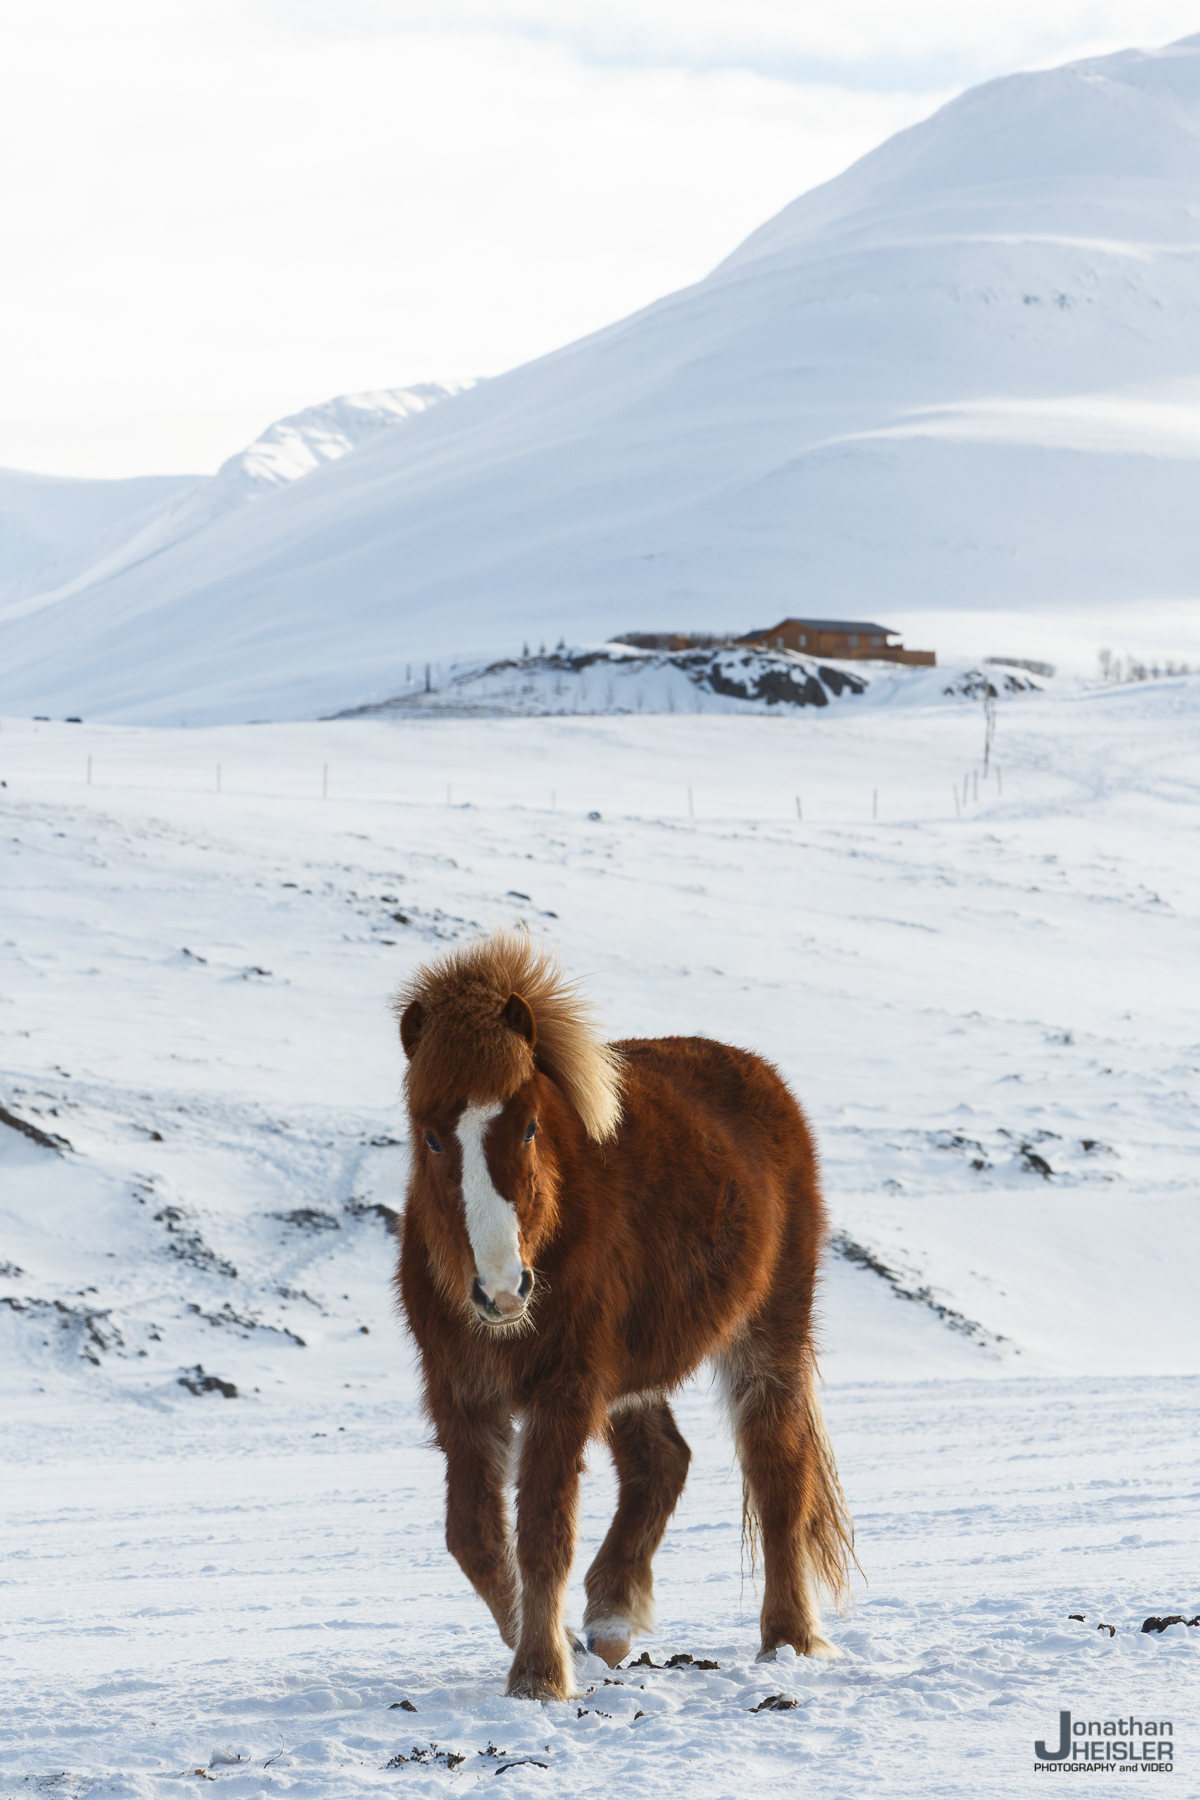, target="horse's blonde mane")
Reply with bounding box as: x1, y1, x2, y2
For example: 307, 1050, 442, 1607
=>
394, 930, 623, 1143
